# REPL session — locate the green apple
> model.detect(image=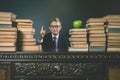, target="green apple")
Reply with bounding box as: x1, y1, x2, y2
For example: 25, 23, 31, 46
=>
73, 20, 82, 28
